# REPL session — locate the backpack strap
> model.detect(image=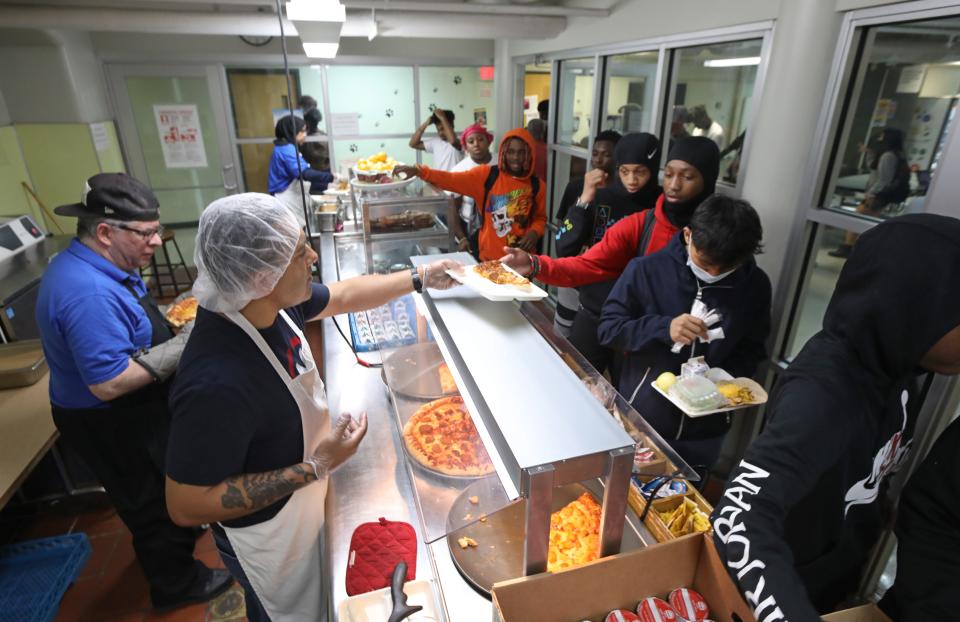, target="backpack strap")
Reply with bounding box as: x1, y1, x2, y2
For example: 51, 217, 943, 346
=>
637, 209, 657, 256
480, 165, 500, 225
